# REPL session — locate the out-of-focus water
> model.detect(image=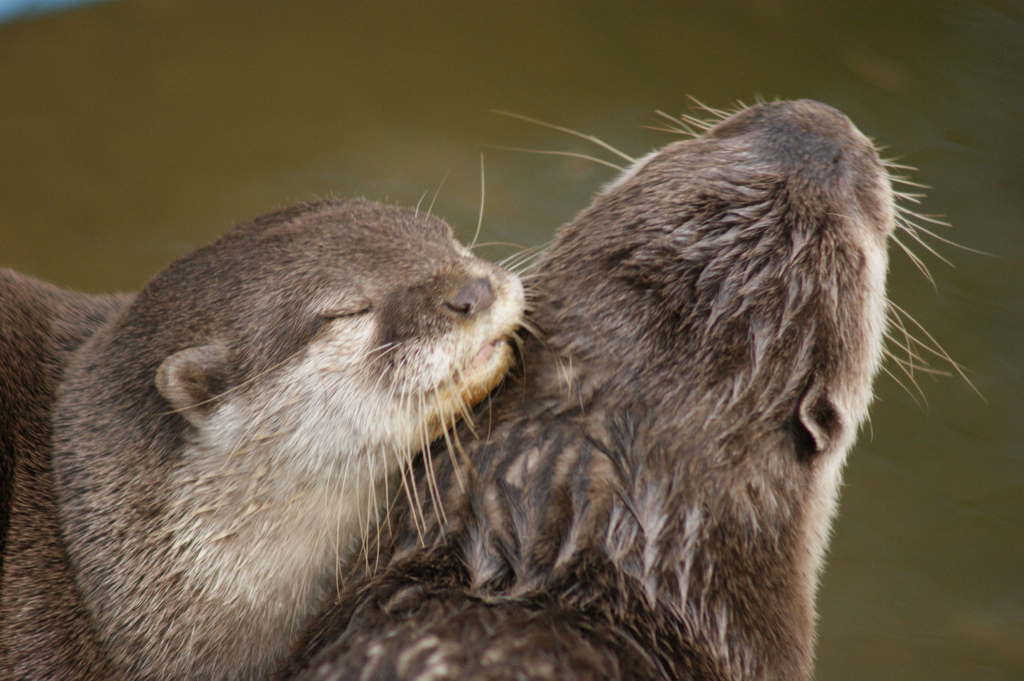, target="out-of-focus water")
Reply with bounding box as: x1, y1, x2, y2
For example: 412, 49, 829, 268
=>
1, 1, 1021, 678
